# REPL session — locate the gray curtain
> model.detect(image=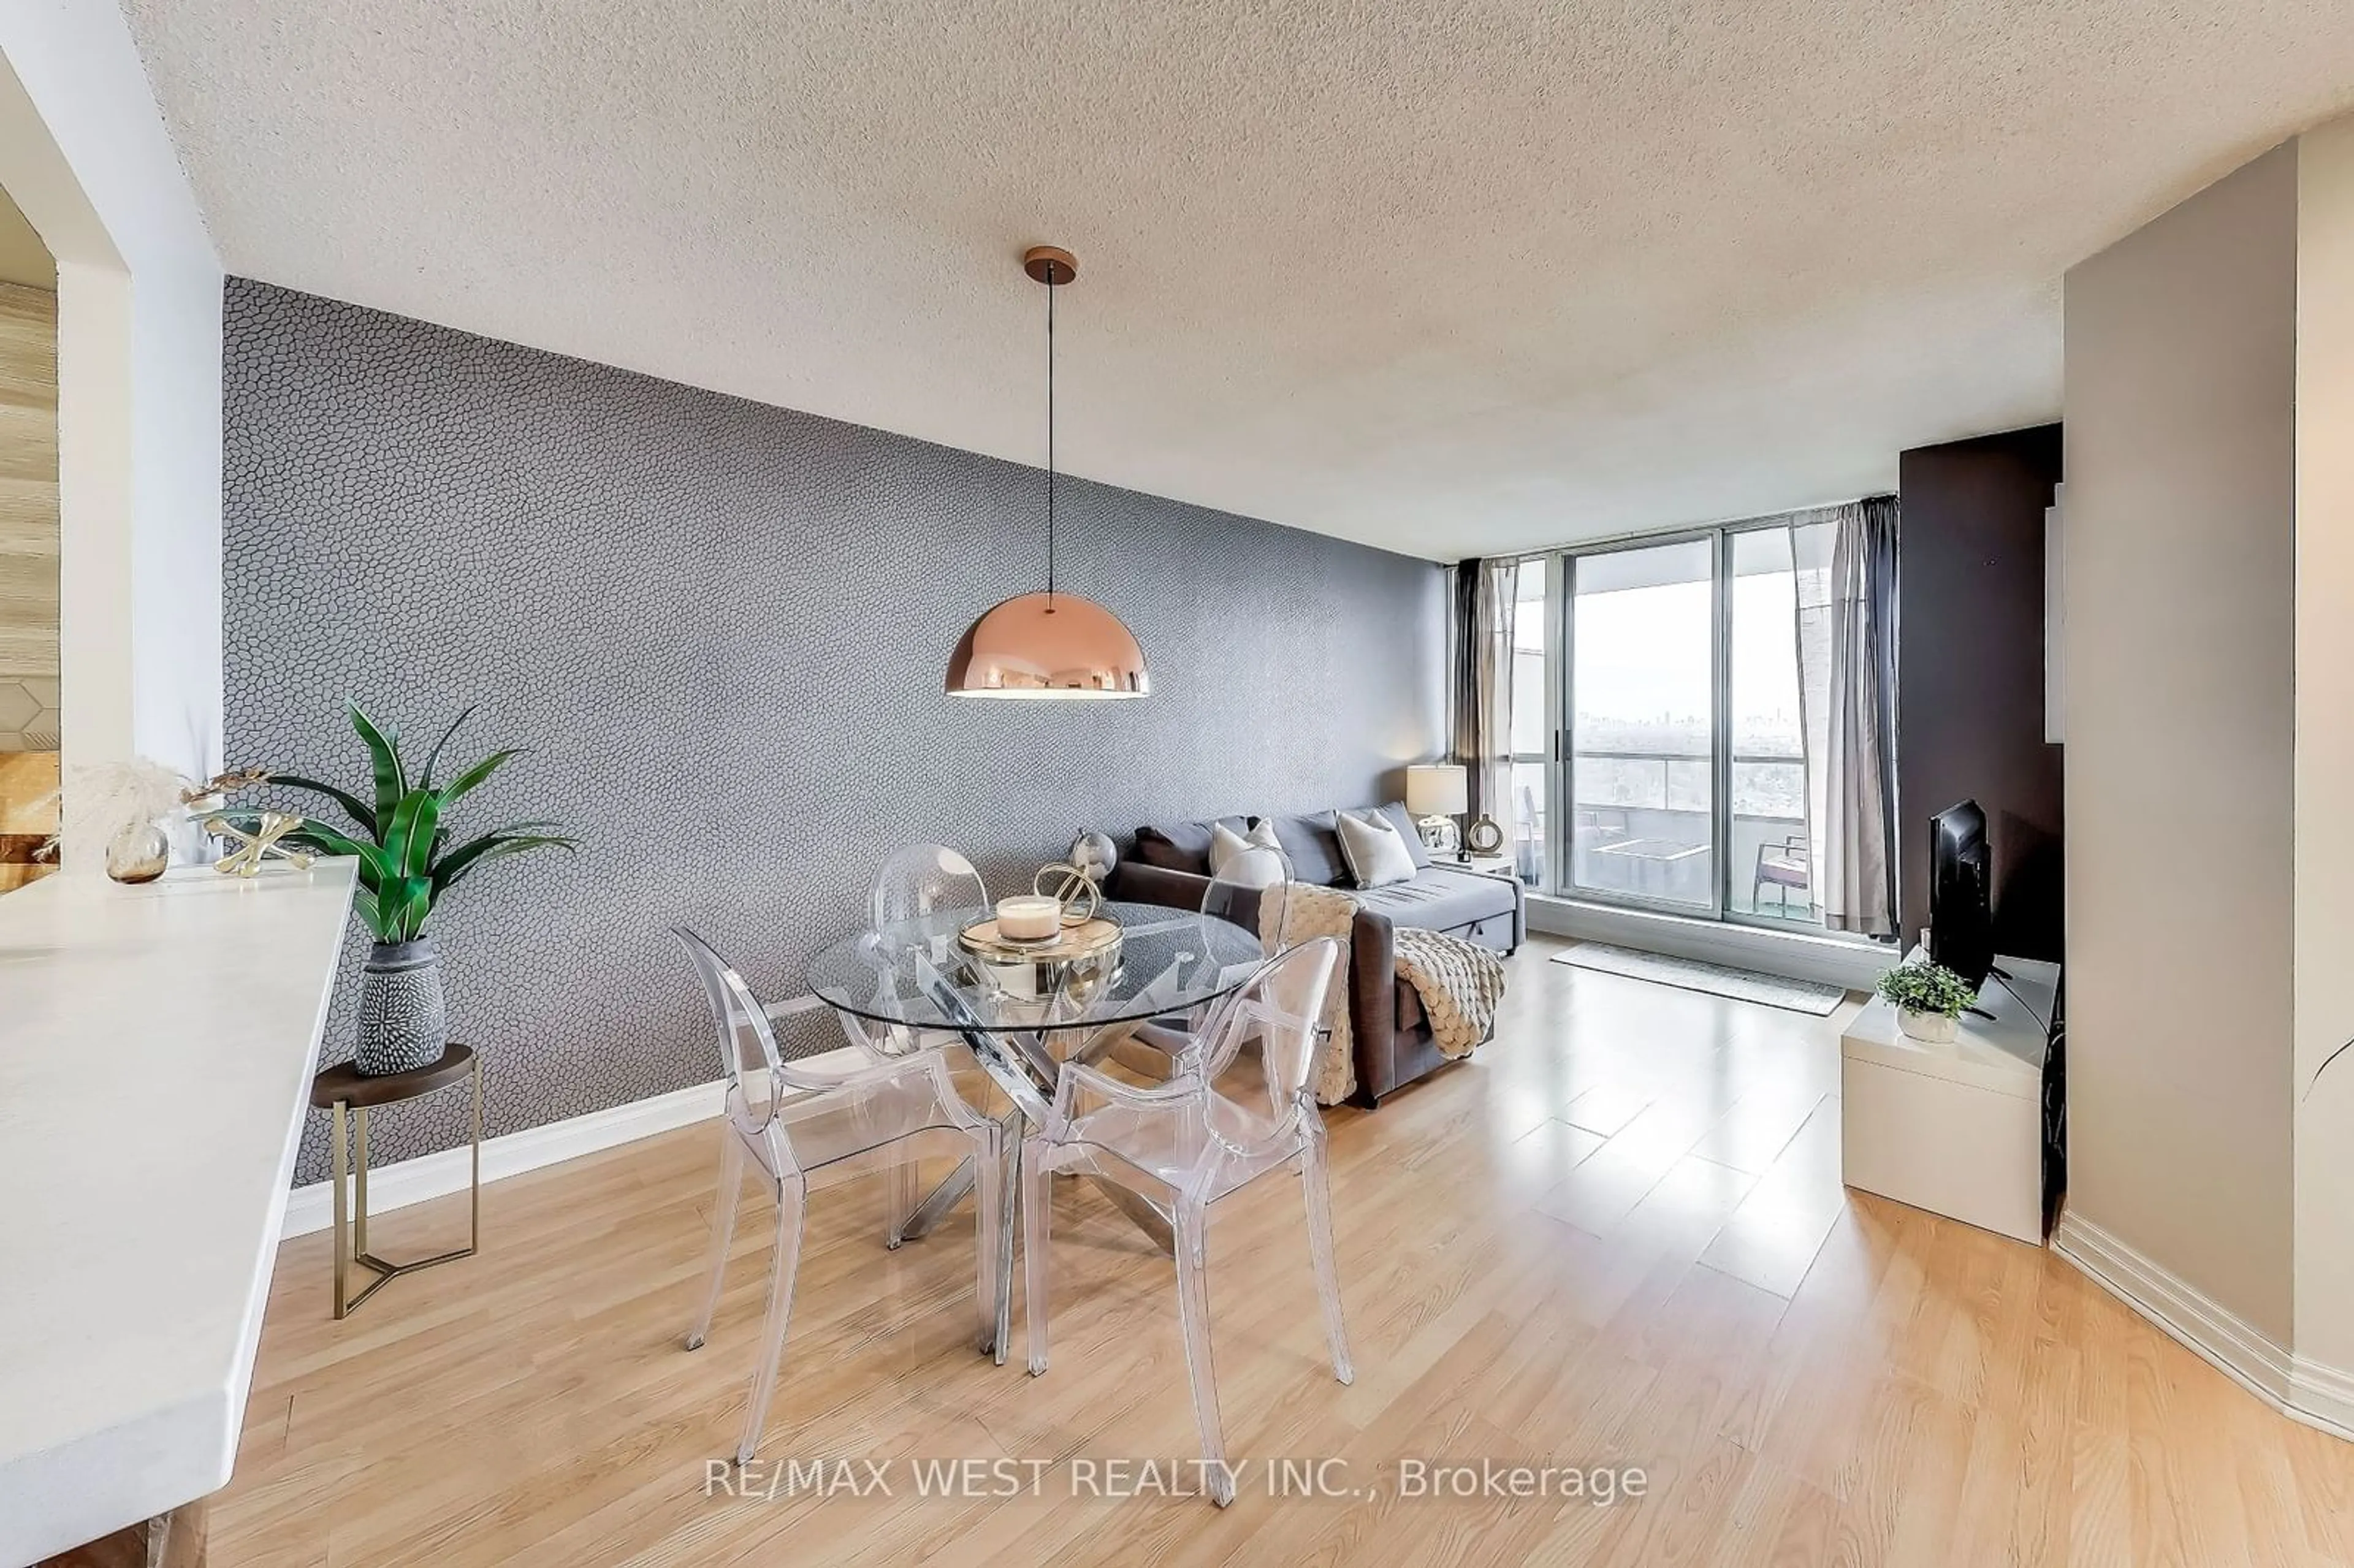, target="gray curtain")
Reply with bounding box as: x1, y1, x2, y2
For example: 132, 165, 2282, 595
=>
1794, 497, 1899, 936
1450, 558, 1517, 847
